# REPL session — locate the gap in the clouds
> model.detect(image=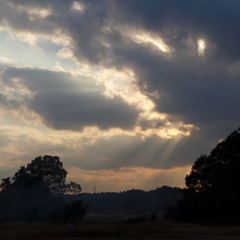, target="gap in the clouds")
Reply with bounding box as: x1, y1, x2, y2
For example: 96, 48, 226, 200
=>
0, 31, 78, 71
